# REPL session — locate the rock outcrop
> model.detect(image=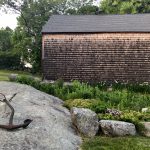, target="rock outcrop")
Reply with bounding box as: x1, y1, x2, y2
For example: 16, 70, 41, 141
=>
0, 81, 81, 150
99, 120, 136, 136
71, 107, 99, 137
